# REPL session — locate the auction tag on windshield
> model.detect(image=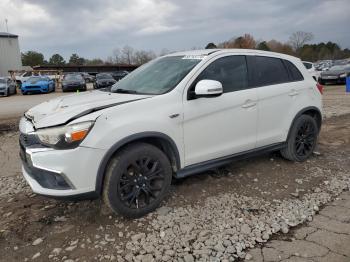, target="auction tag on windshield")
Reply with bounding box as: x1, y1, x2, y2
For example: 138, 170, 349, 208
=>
182, 55, 206, 60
